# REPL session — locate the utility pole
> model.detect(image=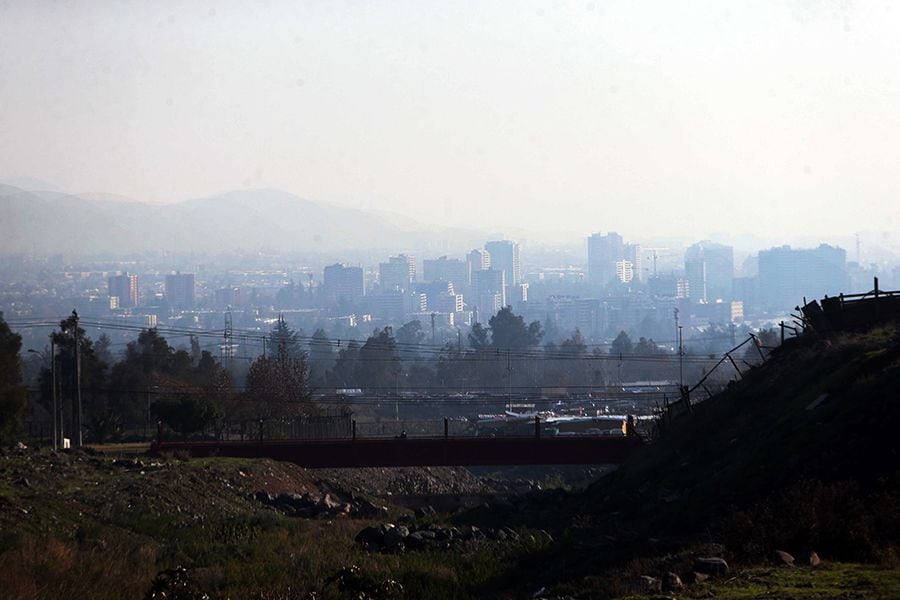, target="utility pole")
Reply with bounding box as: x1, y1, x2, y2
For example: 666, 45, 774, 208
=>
431, 312, 436, 344
678, 325, 684, 394
50, 336, 58, 450
506, 349, 512, 413
72, 310, 83, 447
